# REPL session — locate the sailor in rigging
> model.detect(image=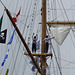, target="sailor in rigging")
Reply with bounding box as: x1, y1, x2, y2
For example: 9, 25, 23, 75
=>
32, 33, 38, 53
43, 35, 54, 53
